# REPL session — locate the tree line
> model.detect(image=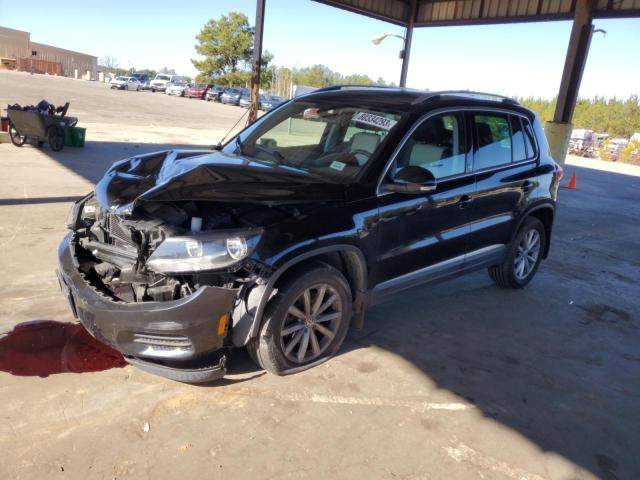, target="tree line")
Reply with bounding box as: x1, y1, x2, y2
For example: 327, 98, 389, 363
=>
190, 12, 387, 93
519, 95, 640, 138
